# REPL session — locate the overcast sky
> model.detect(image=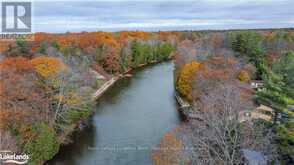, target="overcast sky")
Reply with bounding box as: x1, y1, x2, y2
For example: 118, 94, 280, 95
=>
31, 0, 294, 32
